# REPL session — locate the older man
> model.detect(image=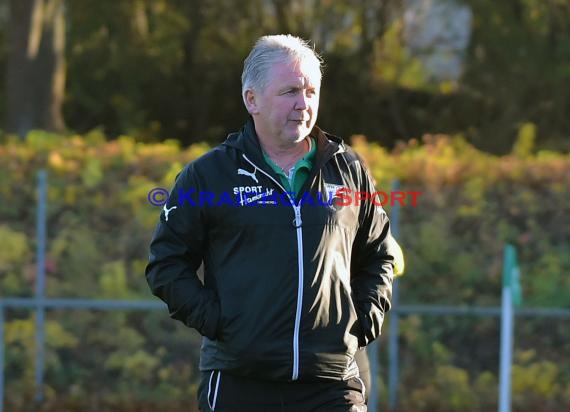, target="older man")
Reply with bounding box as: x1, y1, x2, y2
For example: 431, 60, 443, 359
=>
146, 34, 400, 411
